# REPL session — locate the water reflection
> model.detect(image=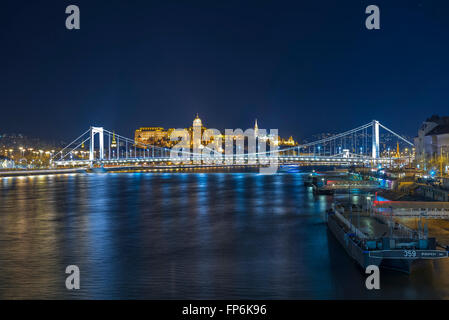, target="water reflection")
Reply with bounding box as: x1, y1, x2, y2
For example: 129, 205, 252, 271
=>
0, 172, 449, 299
